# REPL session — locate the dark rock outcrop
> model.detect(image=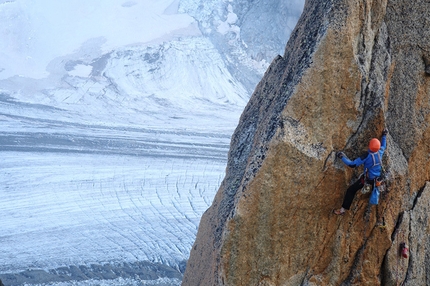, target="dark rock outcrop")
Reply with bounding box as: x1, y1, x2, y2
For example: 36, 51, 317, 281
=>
183, 0, 430, 285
